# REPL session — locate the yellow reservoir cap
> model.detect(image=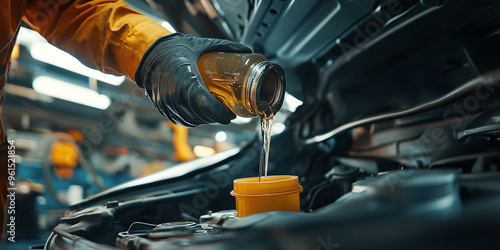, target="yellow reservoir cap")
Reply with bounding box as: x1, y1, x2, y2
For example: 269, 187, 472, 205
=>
230, 175, 303, 217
